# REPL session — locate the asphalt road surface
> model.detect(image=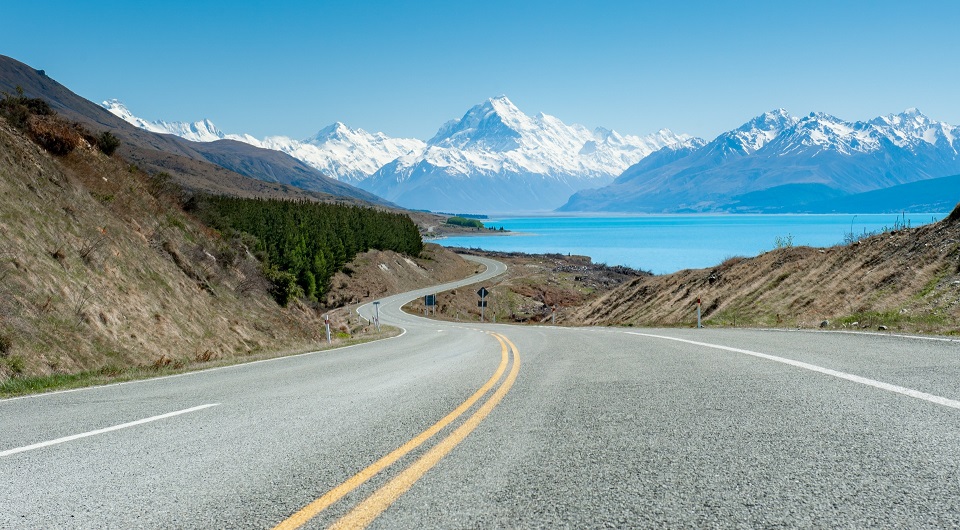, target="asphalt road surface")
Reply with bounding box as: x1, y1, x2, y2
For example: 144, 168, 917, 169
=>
4, 255, 960, 528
